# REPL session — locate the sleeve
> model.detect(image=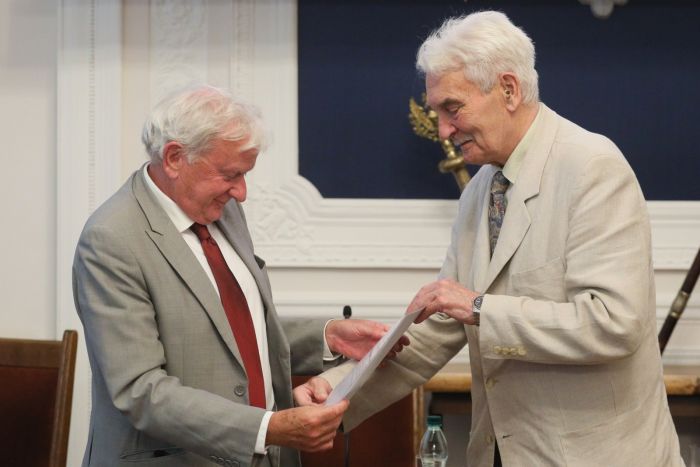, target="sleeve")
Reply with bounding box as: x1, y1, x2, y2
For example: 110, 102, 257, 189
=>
73, 225, 266, 463
280, 318, 328, 375
479, 154, 654, 364
438, 210, 460, 281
